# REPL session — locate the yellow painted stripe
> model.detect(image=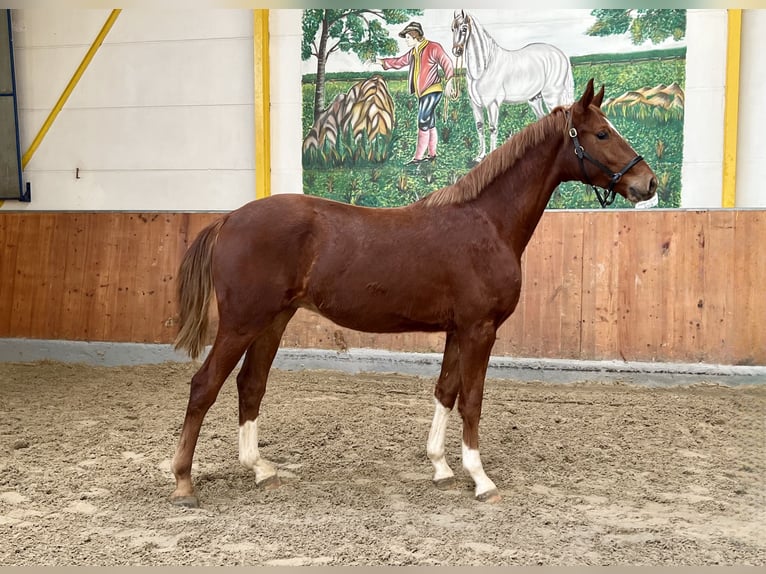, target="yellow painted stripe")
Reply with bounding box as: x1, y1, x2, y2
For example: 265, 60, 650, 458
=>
253, 9, 271, 199
21, 9, 121, 170
721, 9, 741, 208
